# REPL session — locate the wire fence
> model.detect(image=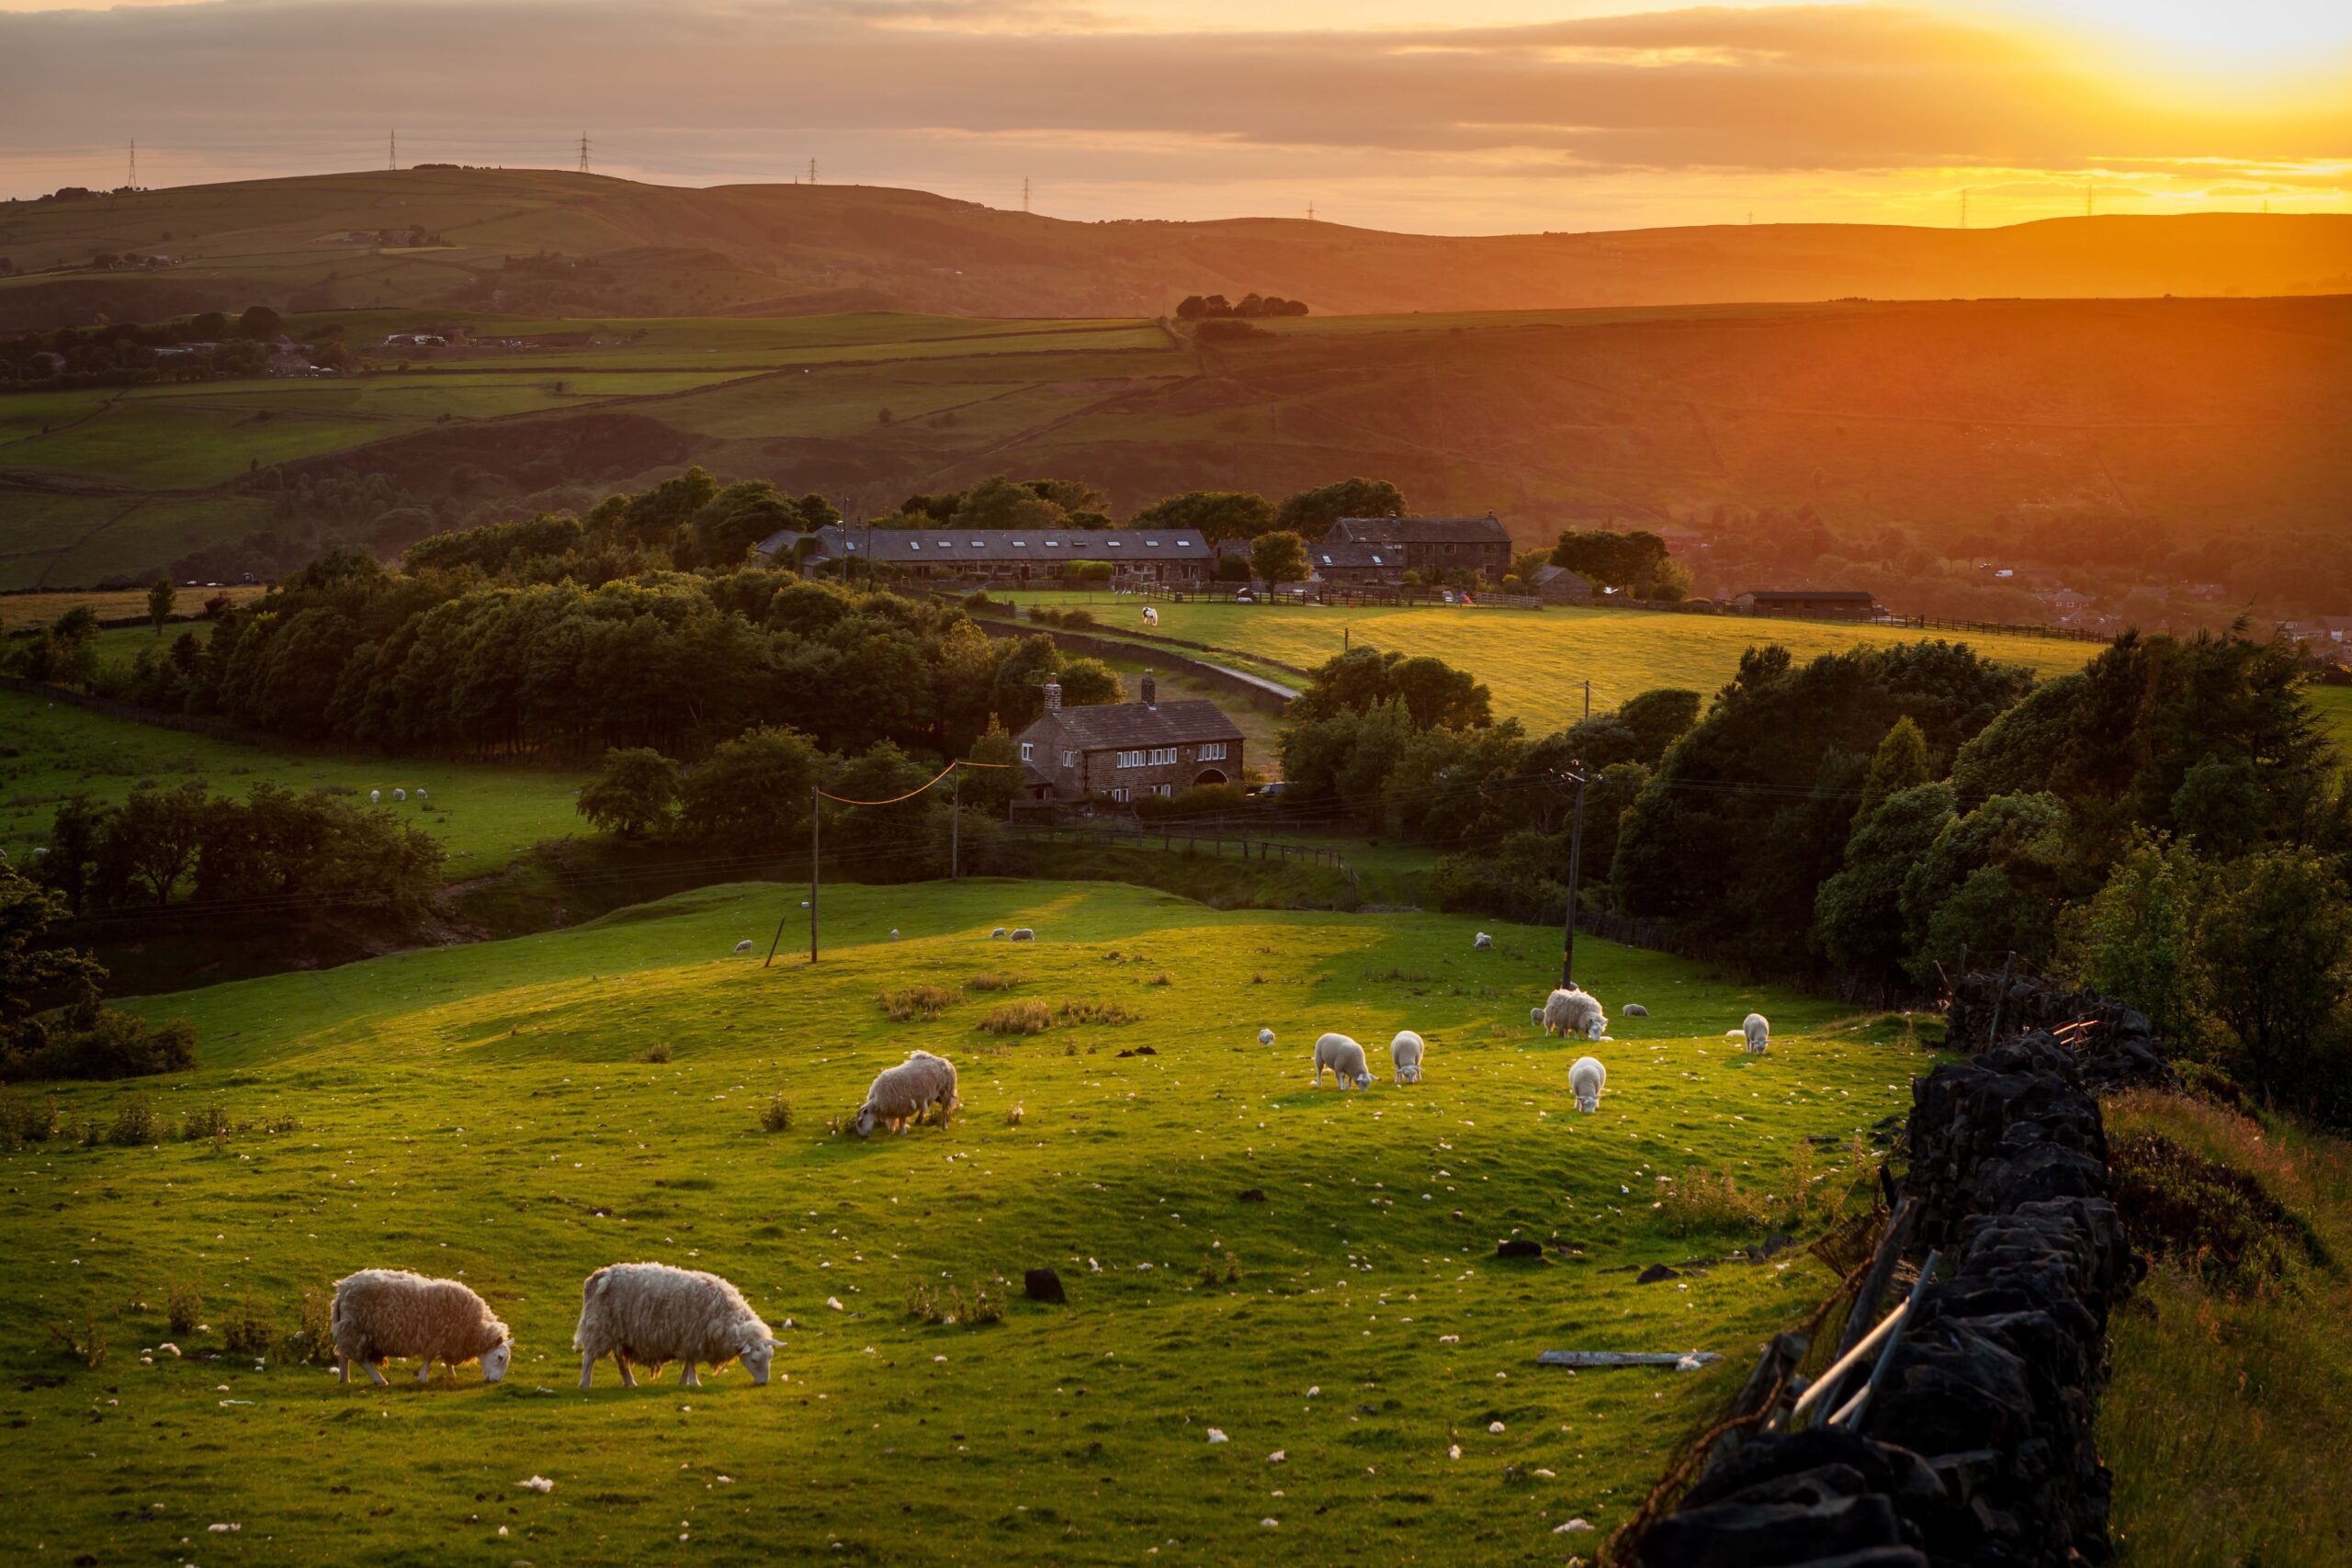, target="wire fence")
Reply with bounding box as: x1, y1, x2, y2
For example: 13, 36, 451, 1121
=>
1005, 820, 1351, 871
